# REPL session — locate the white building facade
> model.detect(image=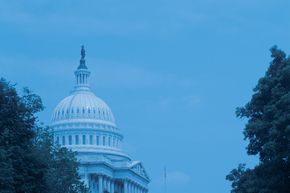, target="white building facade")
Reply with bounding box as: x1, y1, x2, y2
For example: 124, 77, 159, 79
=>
50, 46, 150, 193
